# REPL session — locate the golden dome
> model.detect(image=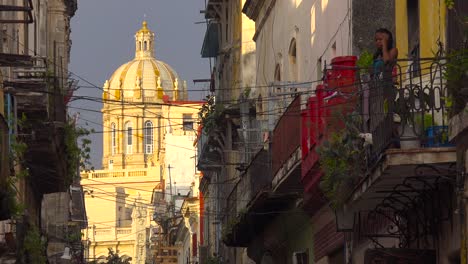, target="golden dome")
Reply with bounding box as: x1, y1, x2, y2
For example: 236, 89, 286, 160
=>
102, 21, 186, 102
